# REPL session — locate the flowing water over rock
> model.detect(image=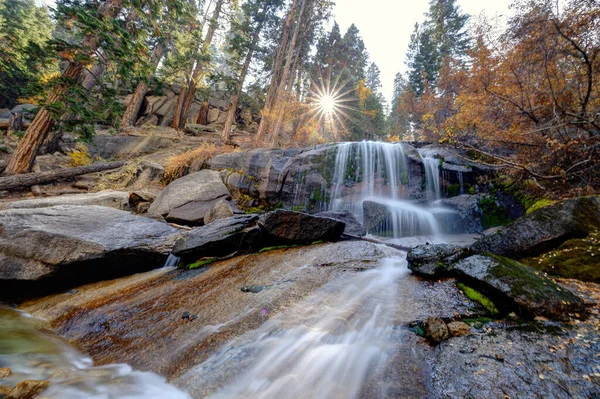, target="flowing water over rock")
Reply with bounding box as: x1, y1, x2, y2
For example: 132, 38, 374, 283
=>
174, 248, 430, 398
0, 308, 191, 399
327, 141, 453, 237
